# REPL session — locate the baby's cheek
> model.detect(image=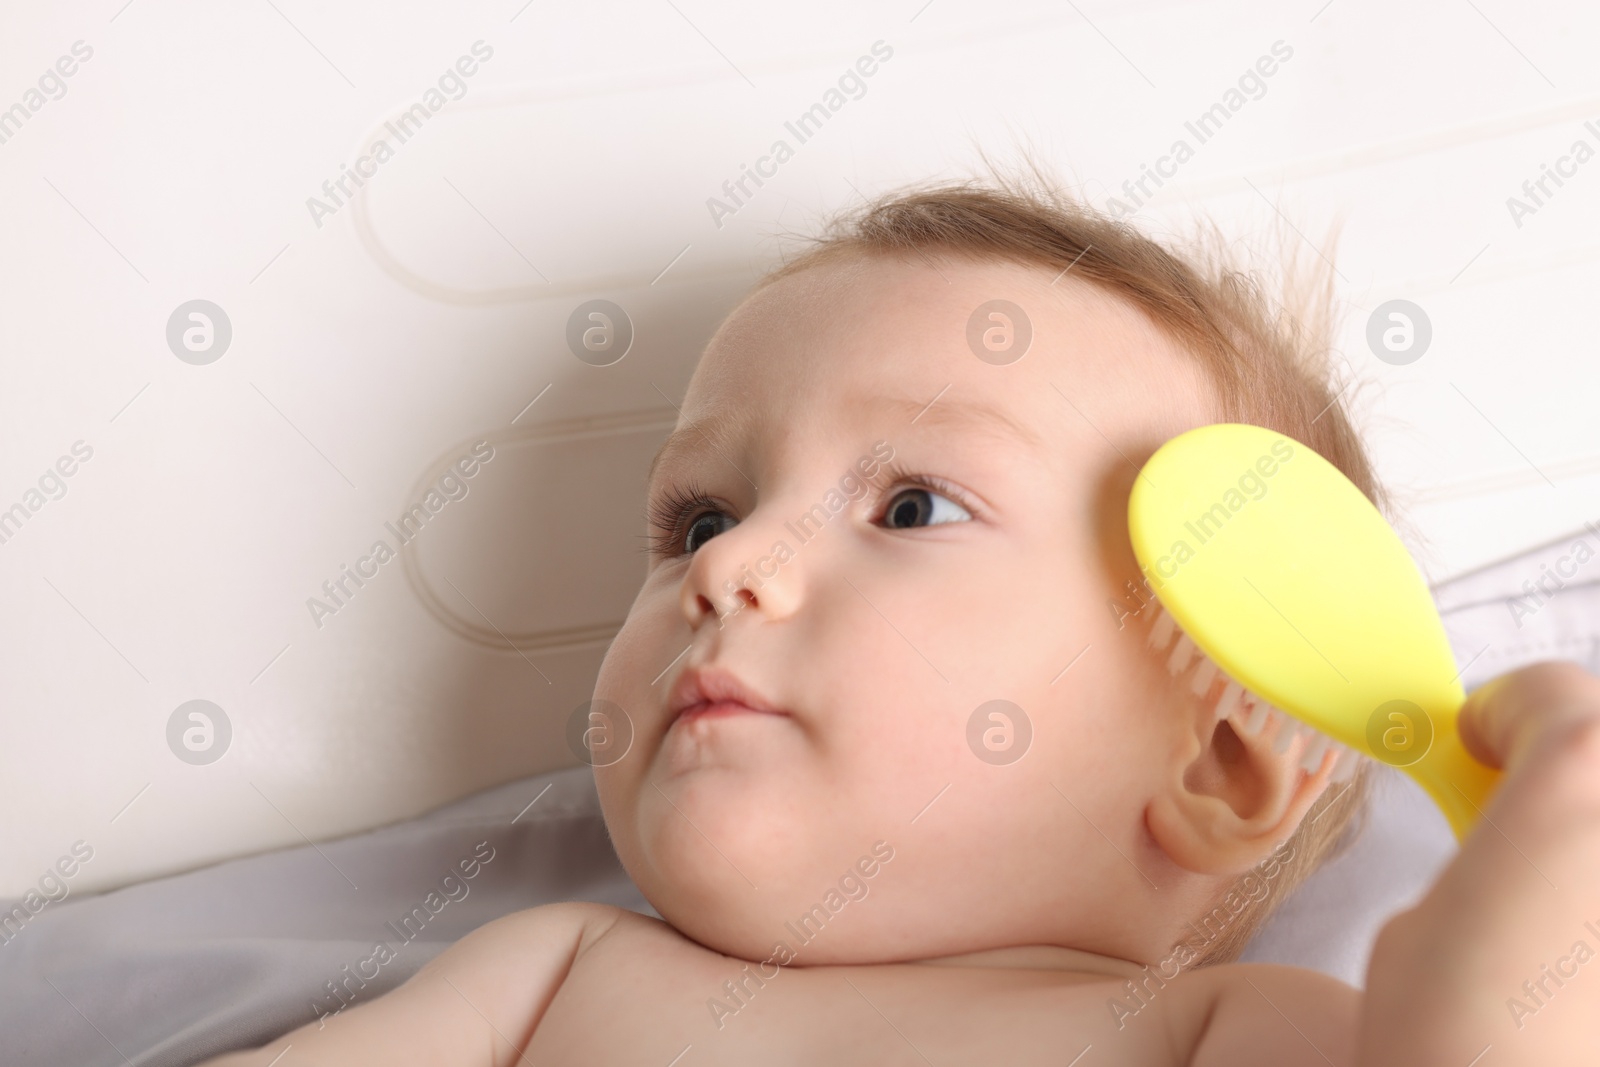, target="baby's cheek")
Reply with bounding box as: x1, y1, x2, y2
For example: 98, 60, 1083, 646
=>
592, 592, 686, 742
588, 612, 674, 841
591, 618, 645, 713
829, 707, 963, 813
